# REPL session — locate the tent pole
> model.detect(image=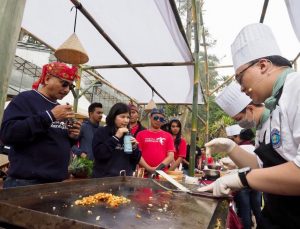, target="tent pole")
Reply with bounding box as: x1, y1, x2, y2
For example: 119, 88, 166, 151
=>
73, 67, 82, 113
259, 0, 269, 23
189, 0, 200, 176
84, 61, 194, 69
185, 105, 205, 125
199, 3, 210, 143
209, 75, 234, 96
292, 52, 300, 71
0, 0, 26, 124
